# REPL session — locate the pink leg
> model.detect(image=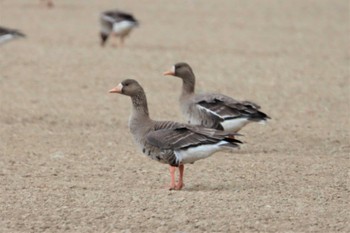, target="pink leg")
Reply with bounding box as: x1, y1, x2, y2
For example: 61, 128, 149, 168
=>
111, 37, 117, 48
120, 37, 125, 47
175, 164, 185, 190
169, 166, 176, 190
